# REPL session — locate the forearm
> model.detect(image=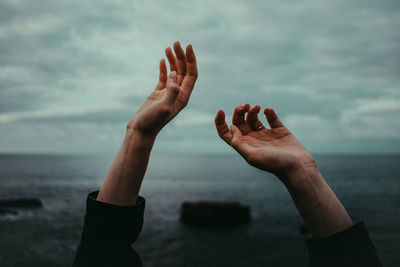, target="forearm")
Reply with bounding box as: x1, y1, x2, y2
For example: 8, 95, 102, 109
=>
97, 129, 155, 205
282, 165, 353, 238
